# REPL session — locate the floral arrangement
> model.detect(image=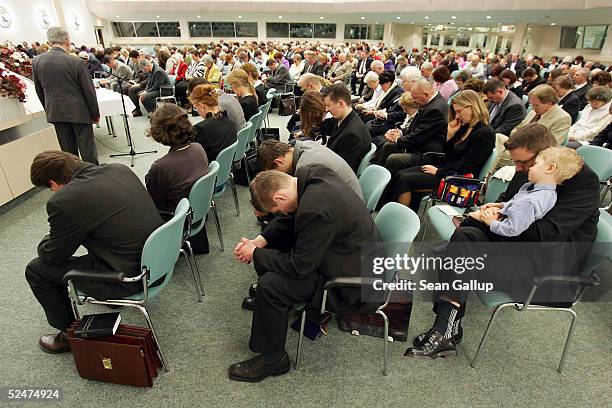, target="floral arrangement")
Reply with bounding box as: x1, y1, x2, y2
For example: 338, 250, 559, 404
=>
0, 43, 33, 78
0, 67, 27, 102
